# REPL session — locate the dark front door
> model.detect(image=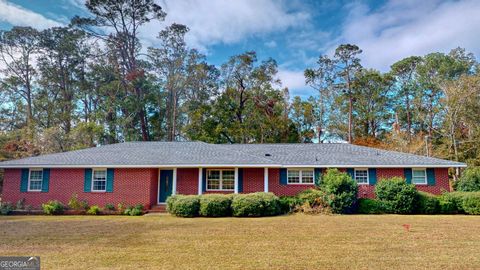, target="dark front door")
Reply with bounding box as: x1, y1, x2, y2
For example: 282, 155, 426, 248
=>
158, 170, 173, 203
